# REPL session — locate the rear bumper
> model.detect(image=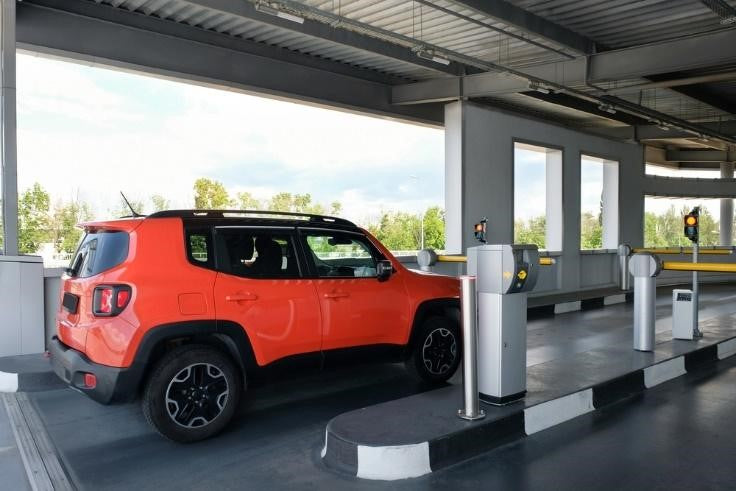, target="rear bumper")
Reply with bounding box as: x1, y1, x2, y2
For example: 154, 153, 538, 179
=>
49, 336, 141, 404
